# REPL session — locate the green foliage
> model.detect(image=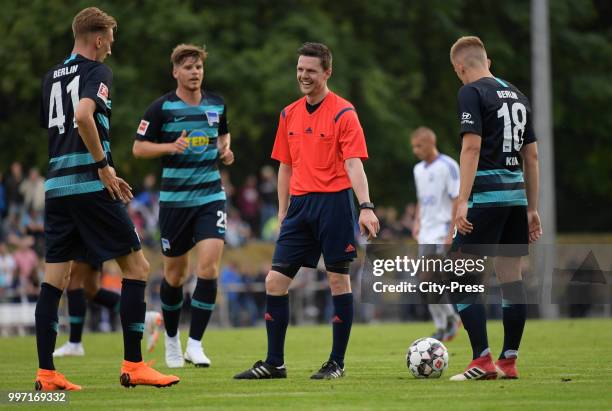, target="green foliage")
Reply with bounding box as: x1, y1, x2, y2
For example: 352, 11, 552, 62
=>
1, 1, 611, 229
